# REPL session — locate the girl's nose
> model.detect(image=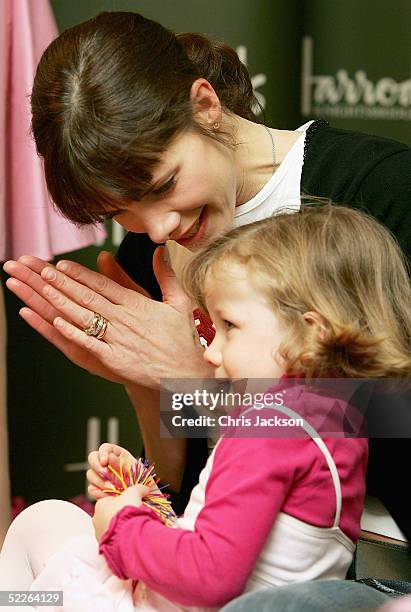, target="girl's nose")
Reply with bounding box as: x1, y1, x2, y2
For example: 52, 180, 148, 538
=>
203, 336, 222, 368
146, 211, 181, 244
